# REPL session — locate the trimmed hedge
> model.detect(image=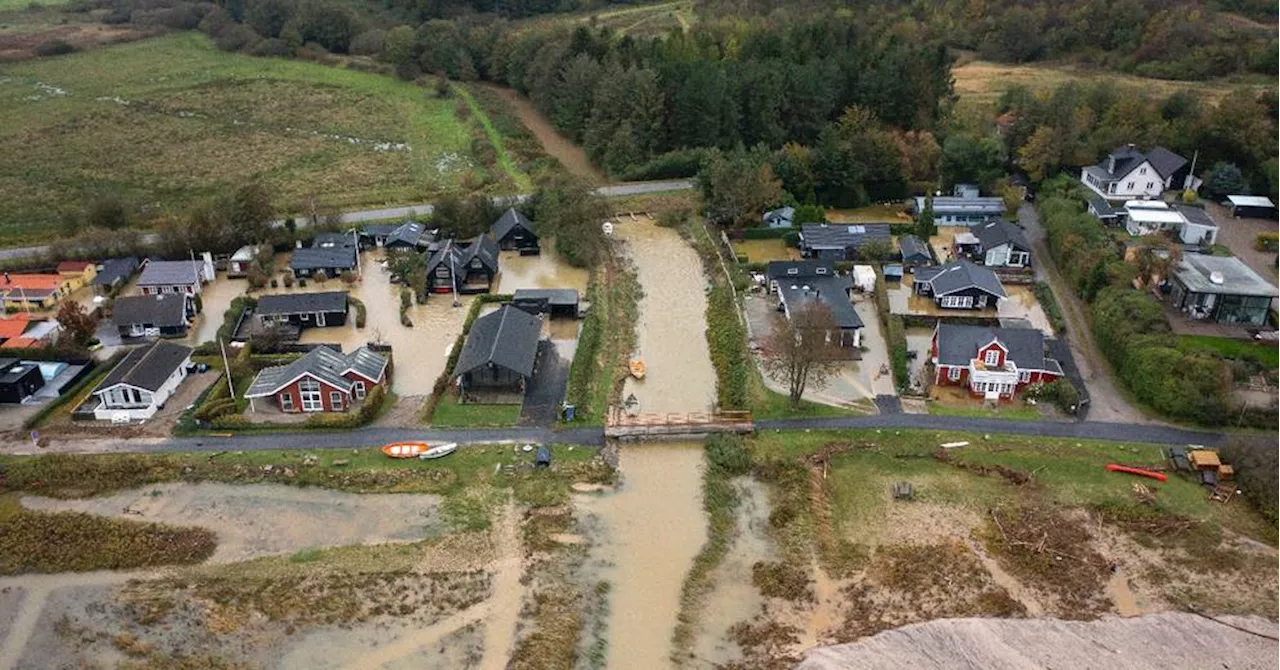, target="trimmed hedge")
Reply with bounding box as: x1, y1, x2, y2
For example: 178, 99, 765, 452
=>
566, 281, 603, 411
706, 284, 750, 410
1033, 281, 1066, 334
742, 227, 791, 240
874, 268, 910, 393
